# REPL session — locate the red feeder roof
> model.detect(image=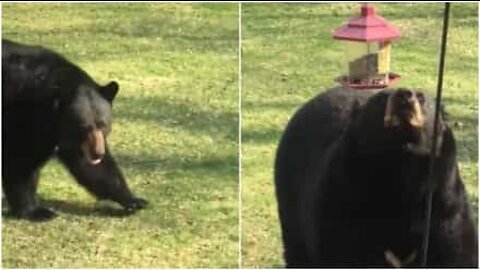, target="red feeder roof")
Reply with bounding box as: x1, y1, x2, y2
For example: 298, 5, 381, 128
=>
333, 4, 401, 42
